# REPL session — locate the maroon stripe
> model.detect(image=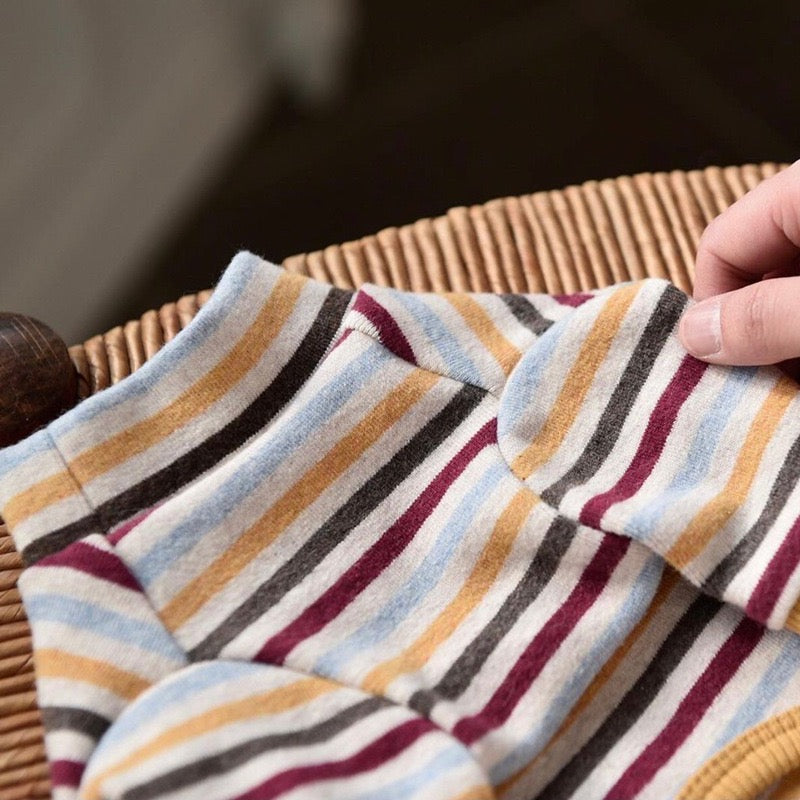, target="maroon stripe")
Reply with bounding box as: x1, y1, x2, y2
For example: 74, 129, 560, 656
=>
255, 418, 497, 665
353, 292, 417, 364
50, 759, 85, 788
554, 292, 594, 307
330, 327, 354, 351
35, 541, 141, 592
452, 532, 630, 745
108, 505, 157, 544
746, 513, 800, 624
233, 717, 436, 800
580, 355, 707, 530
604, 616, 763, 800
